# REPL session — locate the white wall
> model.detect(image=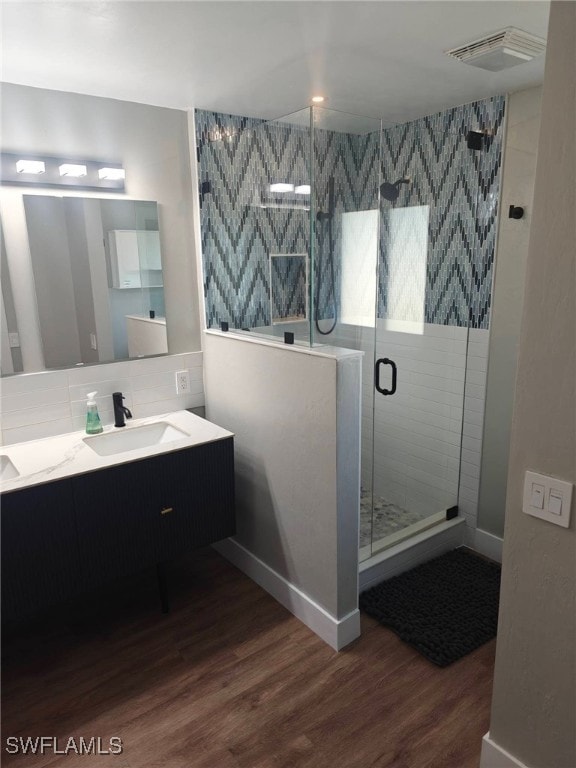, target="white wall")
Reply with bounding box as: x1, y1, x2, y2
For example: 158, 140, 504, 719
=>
203, 330, 362, 649
483, 4, 575, 767
478, 86, 542, 539
0, 83, 202, 371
